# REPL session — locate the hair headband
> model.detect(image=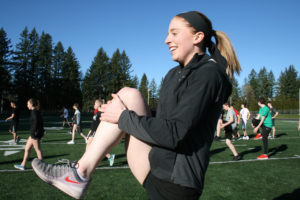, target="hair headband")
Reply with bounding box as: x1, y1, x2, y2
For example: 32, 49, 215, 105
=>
177, 11, 210, 38
177, 11, 227, 68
